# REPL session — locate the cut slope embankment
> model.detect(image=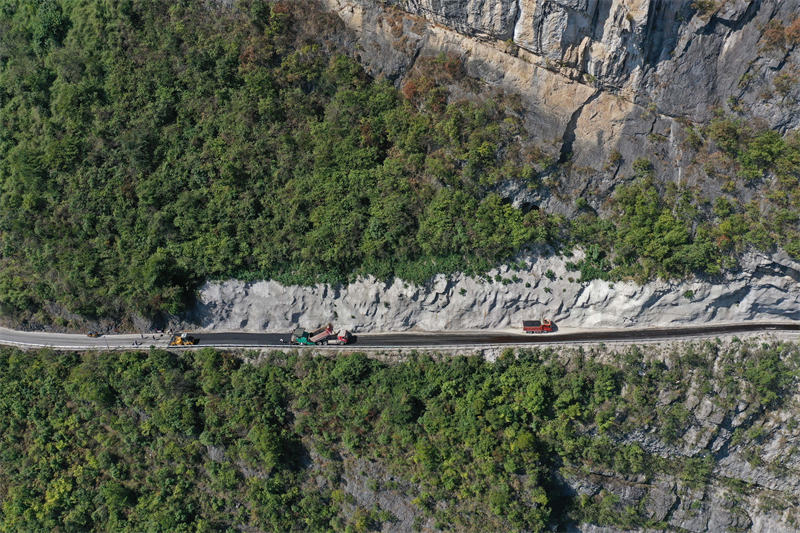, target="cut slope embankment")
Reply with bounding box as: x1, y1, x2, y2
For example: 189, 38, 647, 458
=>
189, 251, 800, 332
